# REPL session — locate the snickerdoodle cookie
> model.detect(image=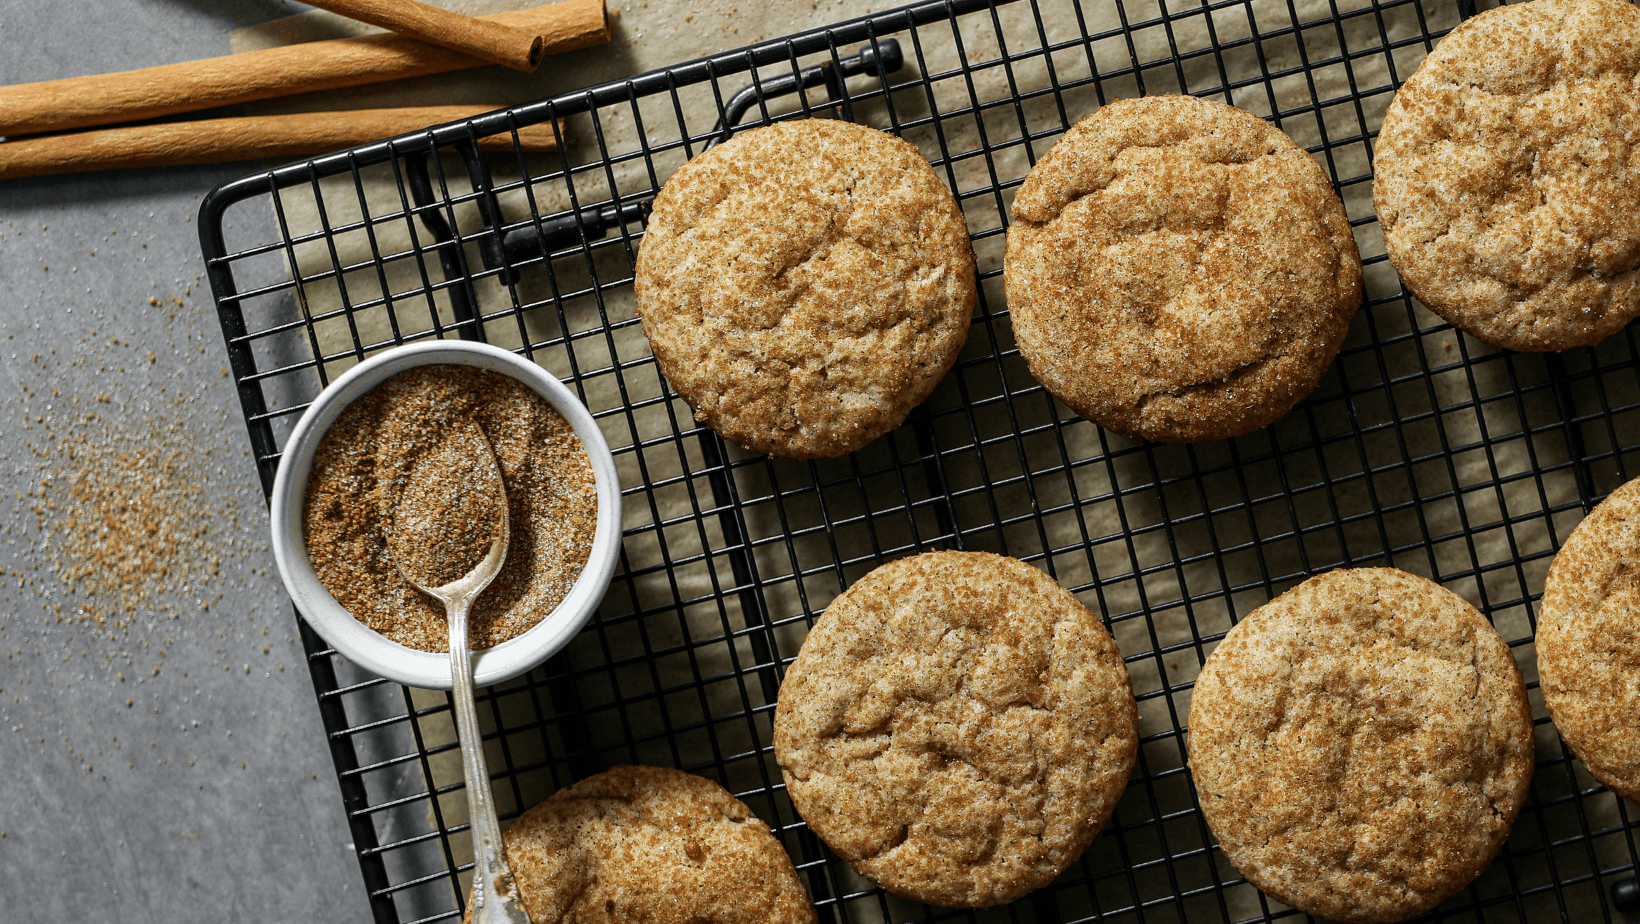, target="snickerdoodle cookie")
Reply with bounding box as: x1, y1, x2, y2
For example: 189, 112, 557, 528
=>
1004, 95, 1361, 443
1188, 568, 1534, 923
635, 118, 975, 459
1372, 0, 1640, 352
773, 551, 1137, 908
1539, 477, 1640, 804
467, 765, 815, 924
